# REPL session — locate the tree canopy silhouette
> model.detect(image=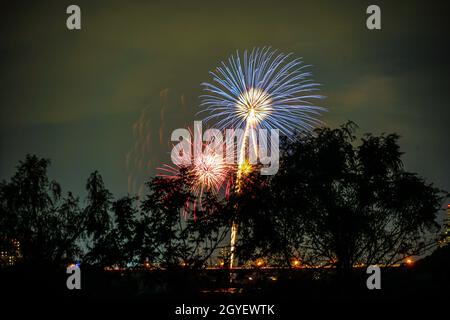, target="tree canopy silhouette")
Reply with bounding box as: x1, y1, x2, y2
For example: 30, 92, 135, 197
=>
0, 155, 82, 265
236, 122, 445, 278
140, 167, 230, 270
0, 123, 446, 275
